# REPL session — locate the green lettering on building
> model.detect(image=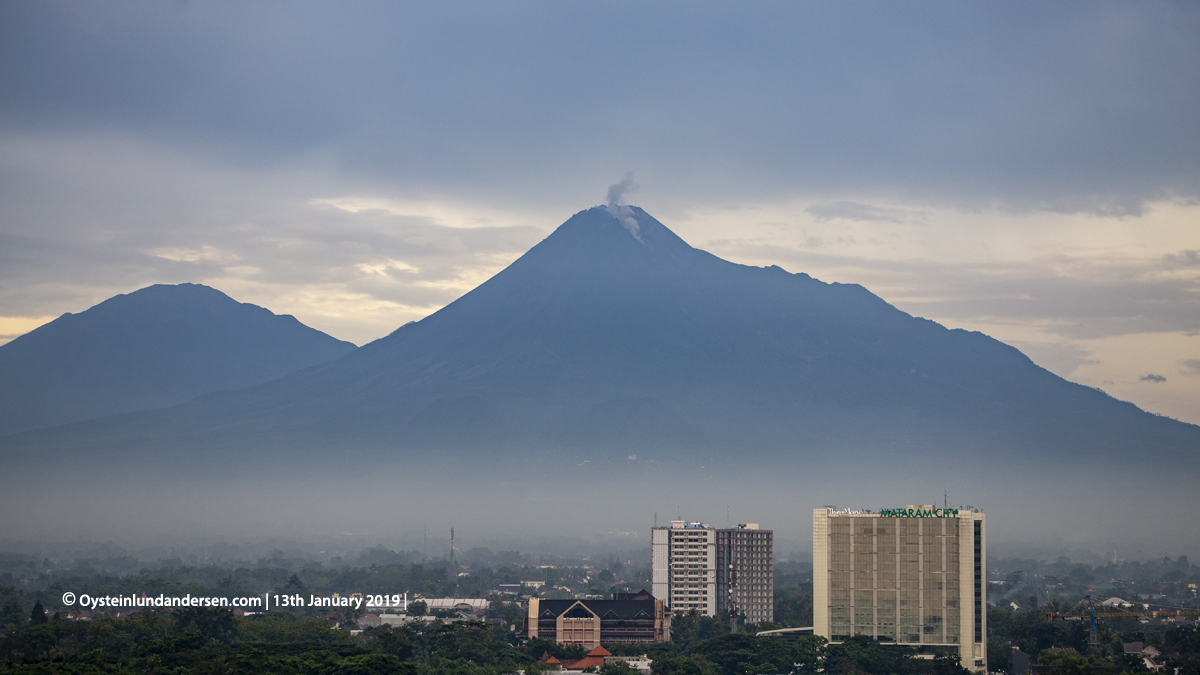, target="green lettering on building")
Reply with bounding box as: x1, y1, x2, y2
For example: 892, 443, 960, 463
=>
878, 507, 959, 518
